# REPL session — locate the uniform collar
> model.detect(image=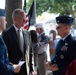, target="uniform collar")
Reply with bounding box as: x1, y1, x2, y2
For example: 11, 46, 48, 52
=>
61, 33, 70, 41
